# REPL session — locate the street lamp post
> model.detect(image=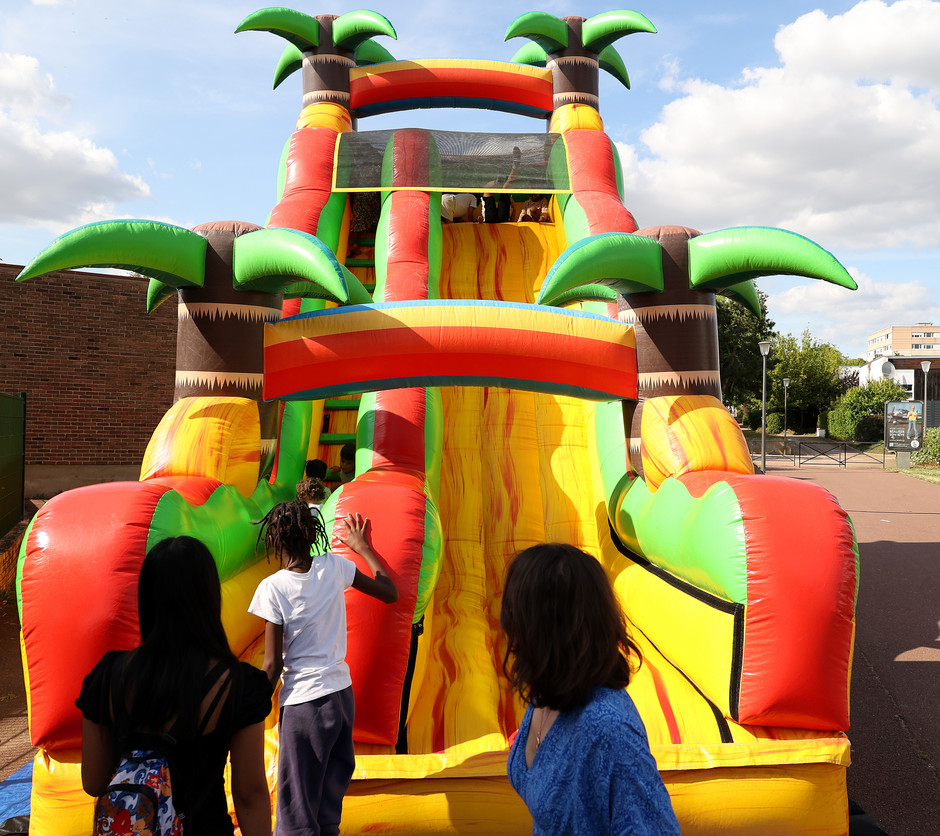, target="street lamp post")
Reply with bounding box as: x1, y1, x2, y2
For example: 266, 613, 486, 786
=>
782, 377, 790, 456
759, 340, 772, 473
921, 360, 931, 402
